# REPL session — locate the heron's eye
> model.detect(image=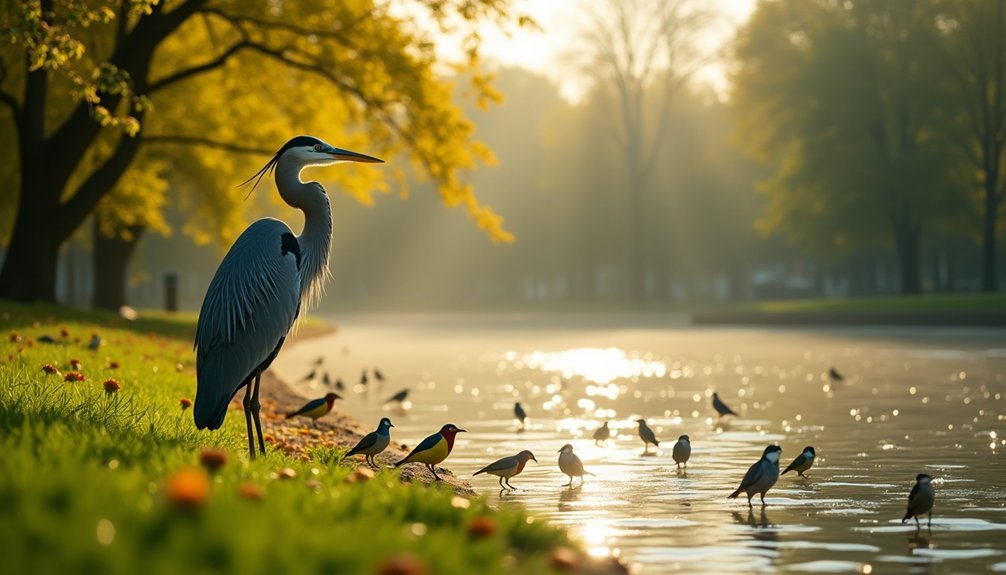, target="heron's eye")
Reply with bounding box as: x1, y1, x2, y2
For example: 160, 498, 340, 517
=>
314, 144, 323, 152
